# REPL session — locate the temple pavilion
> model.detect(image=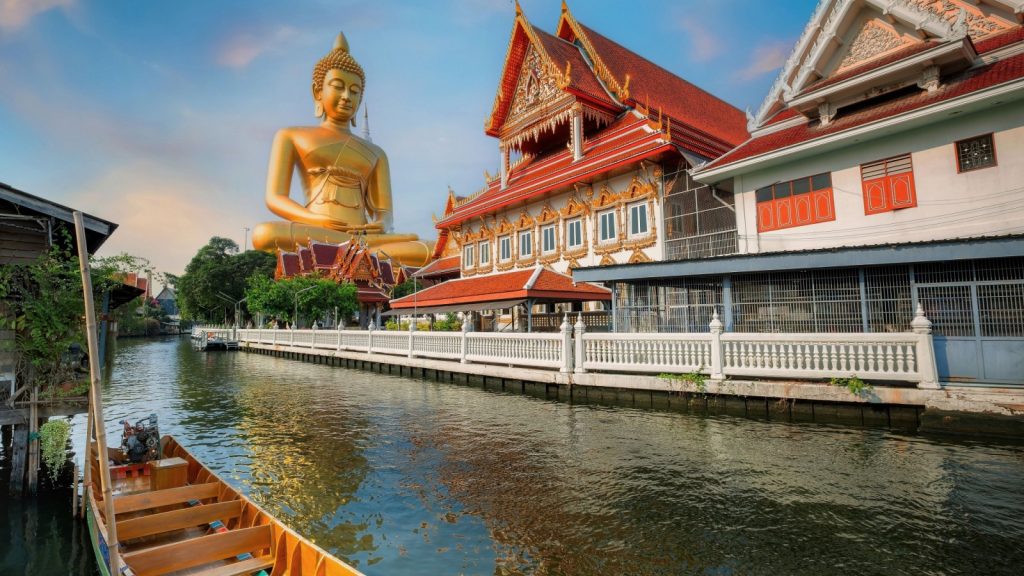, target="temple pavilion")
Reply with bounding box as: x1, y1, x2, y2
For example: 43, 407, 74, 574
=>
388, 1, 748, 330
